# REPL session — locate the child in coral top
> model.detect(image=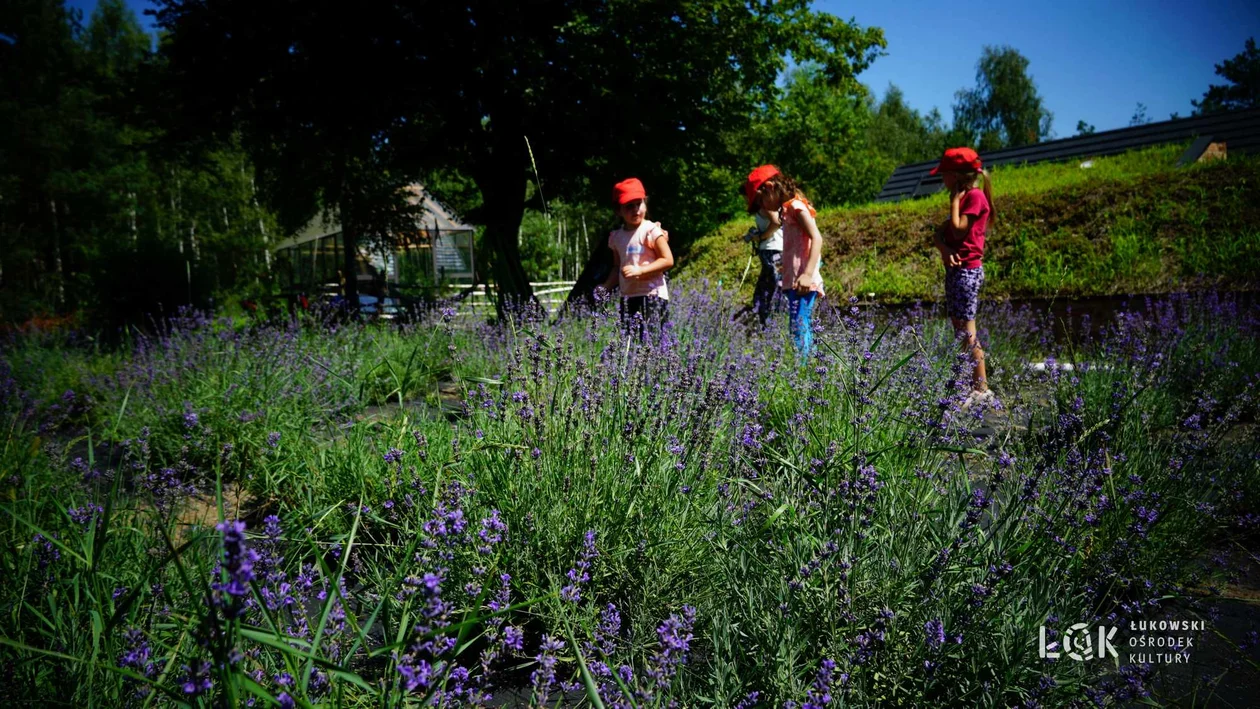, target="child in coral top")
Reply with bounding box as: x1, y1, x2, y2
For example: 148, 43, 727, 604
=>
602, 178, 674, 332
748, 166, 824, 358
